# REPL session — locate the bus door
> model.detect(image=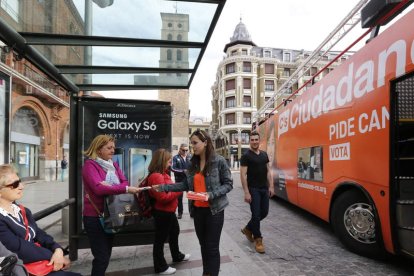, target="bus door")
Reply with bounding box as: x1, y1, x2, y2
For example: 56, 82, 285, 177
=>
392, 72, 414, 256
